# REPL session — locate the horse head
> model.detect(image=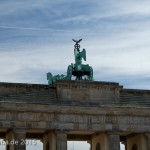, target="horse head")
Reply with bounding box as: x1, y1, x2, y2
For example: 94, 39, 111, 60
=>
47, 72, 53, 84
